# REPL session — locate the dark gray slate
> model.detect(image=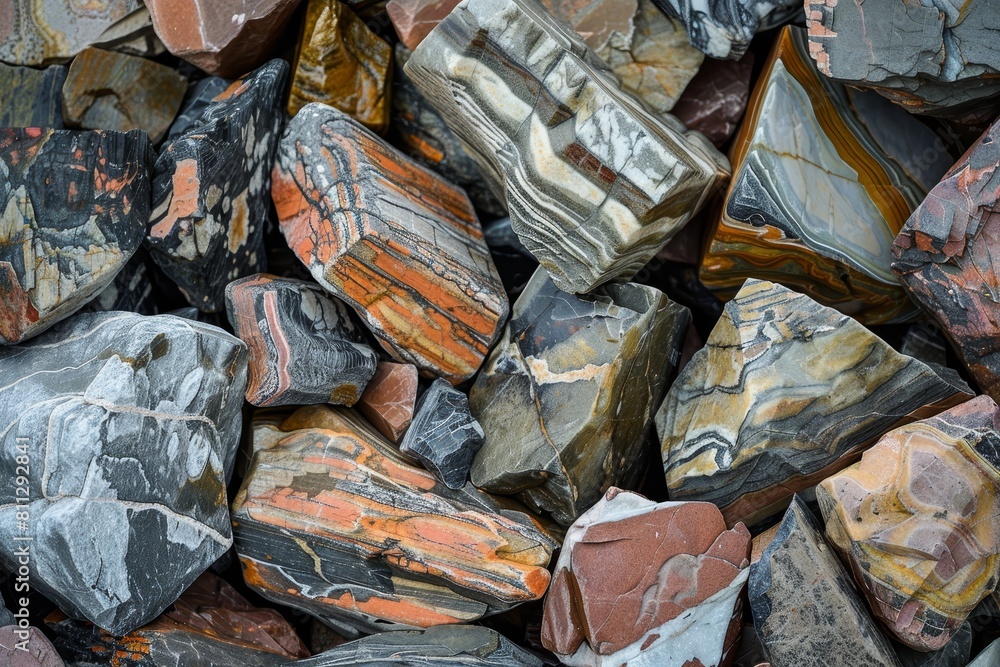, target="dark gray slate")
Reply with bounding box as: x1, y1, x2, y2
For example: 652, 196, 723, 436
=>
0, 63, 67, 127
